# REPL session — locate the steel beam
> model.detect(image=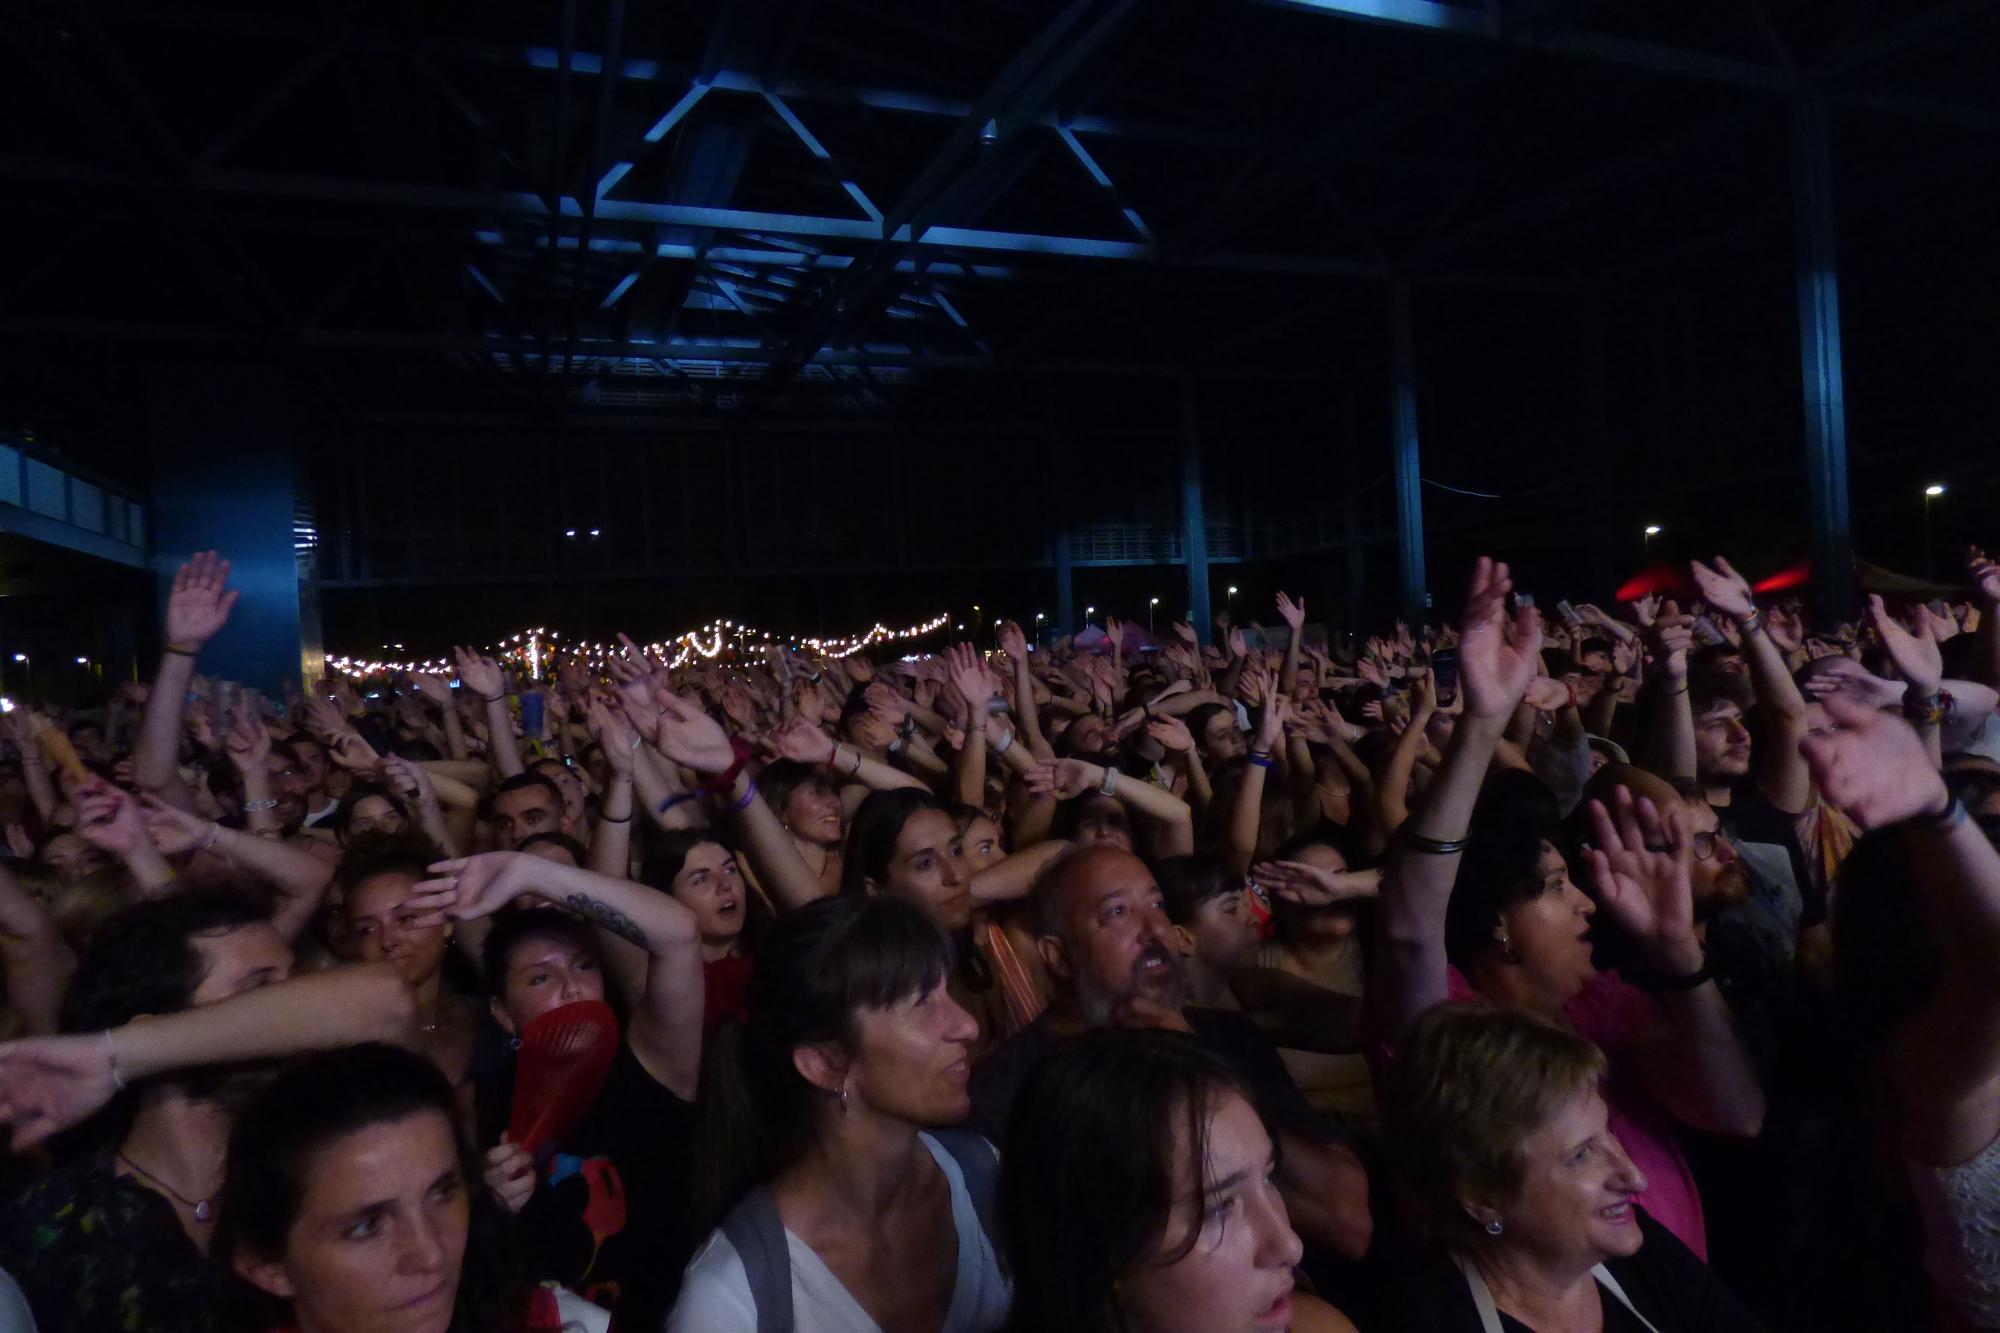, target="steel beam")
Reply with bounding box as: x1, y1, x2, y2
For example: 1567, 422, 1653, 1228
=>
1389, 278, 1428, 620
1790, 92, 1853, 624
1258, 0, 1794, 89
1179, 376, 1213, 644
